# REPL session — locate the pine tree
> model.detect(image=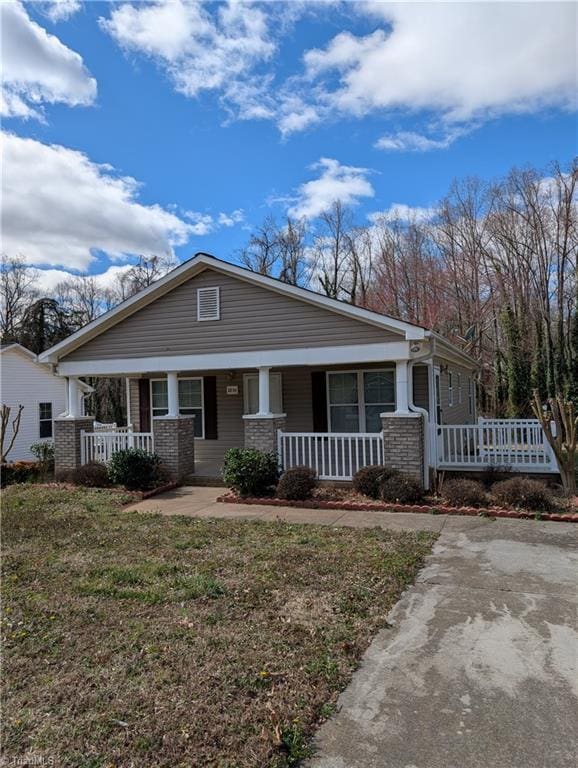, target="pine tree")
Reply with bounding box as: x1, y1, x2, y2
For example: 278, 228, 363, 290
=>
501, 305, 532, 417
